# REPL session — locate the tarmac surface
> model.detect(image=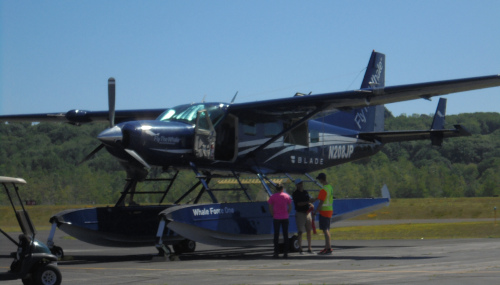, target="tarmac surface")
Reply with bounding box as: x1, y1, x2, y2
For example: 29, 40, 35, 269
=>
1, 224, 499, 285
